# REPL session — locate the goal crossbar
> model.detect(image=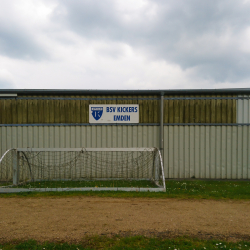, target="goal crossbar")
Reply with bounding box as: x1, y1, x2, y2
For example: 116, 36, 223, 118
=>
16, 148, 156, 152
